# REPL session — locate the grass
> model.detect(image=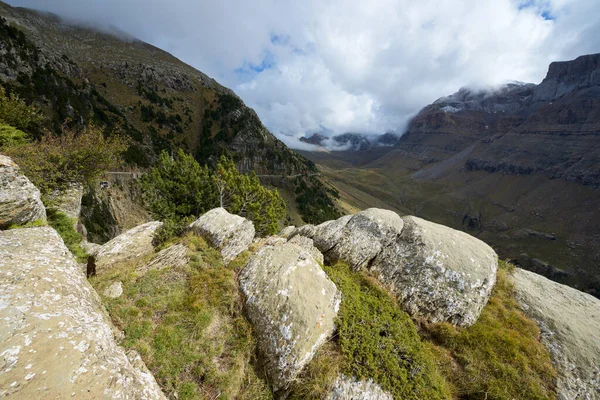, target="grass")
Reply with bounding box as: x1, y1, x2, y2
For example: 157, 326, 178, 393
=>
6, 218, 46, 229
46, 208, 88, 262
423, 261, 557, 400
90, 234, 272, 400
292, 262, 452, 400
